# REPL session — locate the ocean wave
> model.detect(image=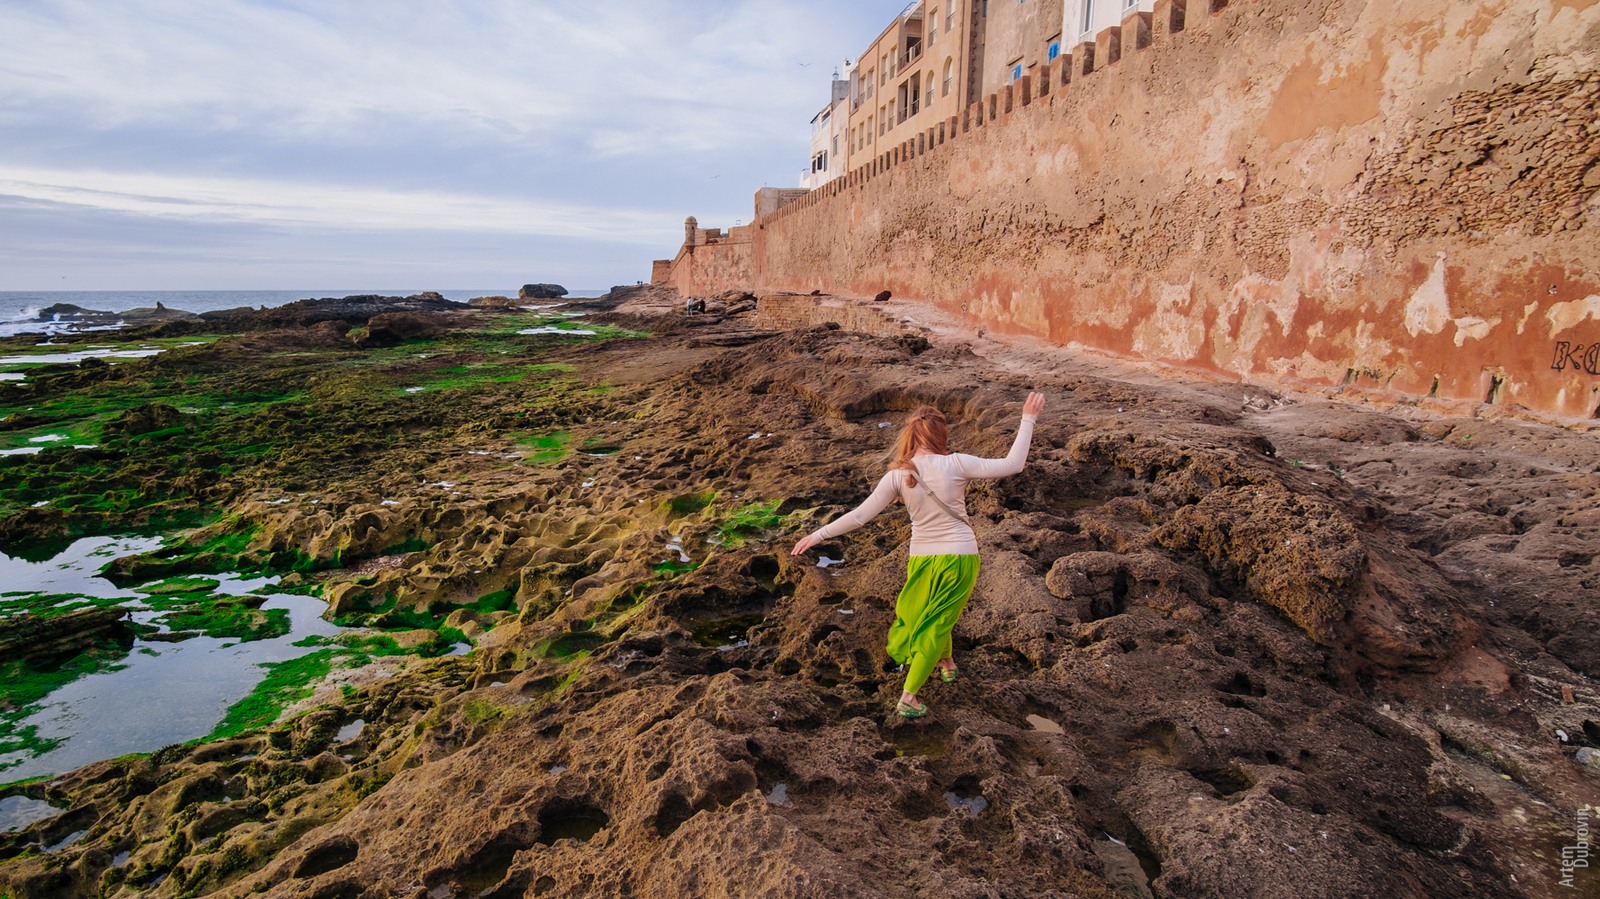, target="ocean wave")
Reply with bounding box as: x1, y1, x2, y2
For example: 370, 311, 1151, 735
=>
2, 305, 44, 324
